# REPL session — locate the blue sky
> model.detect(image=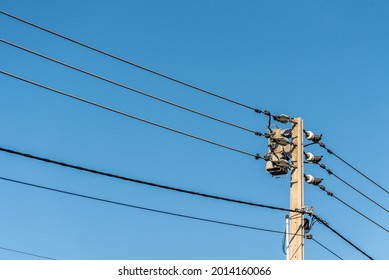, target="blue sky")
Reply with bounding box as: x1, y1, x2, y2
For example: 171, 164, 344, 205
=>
0, 0, 388, 260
